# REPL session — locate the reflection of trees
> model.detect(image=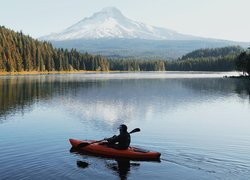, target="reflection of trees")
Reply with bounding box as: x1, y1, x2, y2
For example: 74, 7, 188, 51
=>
181, 78, 250, 99
0, 76, 51, 121
0, 76, 104, 122
1, 75, 250, 124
